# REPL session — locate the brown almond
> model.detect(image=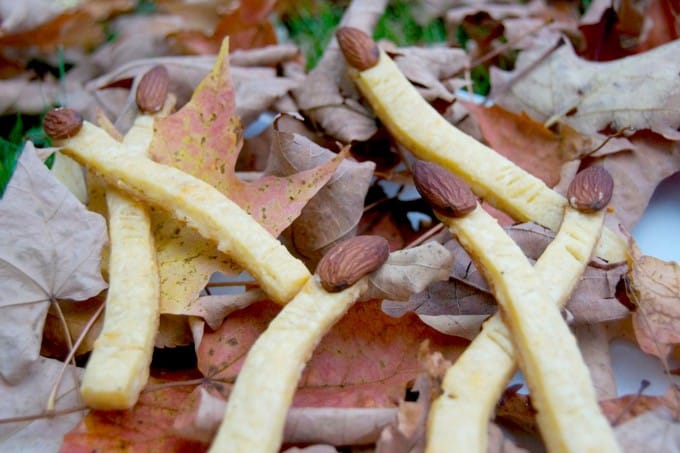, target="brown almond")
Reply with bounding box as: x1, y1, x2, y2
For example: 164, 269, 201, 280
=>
412, 160, 477, 218
316, 235, 390, 292
43, 108, 83, 140
567, 166, 614, 212
136, 65, 169, 114
336, 27, 380, 71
